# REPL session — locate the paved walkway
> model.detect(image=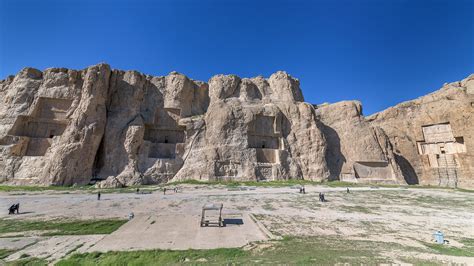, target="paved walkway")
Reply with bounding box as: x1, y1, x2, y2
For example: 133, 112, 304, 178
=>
88, 213, 267, 251
4, 235, 104, 262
